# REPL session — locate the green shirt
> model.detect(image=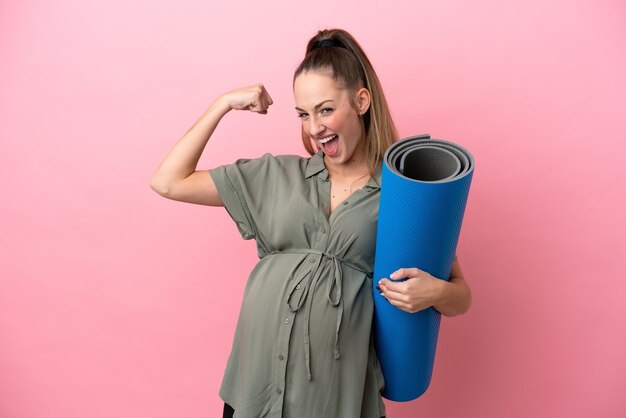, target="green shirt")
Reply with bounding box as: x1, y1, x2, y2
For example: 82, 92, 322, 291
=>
210, 151, 386, 418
